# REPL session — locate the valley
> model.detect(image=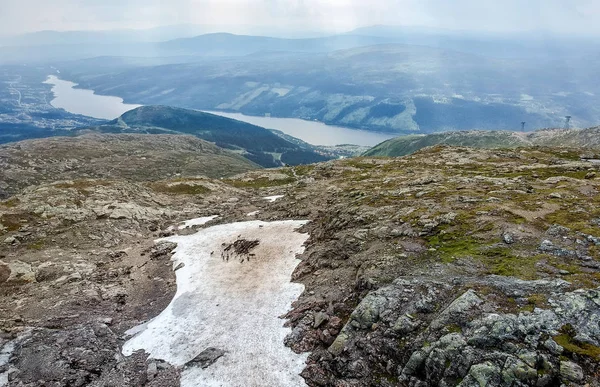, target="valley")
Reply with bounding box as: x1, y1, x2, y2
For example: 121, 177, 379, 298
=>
56, 43, 600, 134
0, 66, 103, 143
